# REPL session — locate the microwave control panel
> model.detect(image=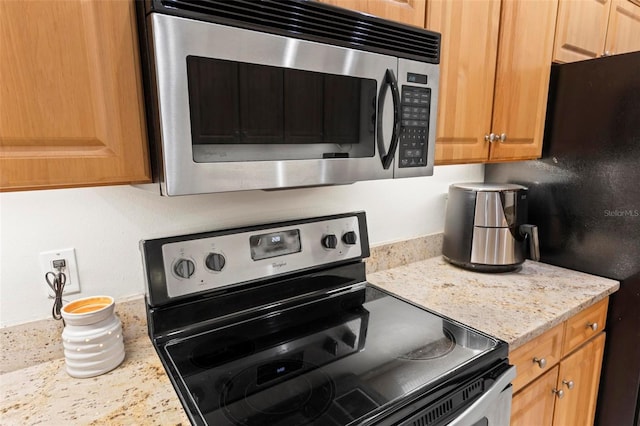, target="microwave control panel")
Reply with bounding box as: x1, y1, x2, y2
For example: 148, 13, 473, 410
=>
399, 86, 431, 168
